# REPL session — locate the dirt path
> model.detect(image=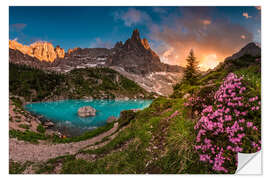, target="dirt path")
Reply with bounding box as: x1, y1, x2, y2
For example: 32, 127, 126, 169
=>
9, 122, 119, 162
